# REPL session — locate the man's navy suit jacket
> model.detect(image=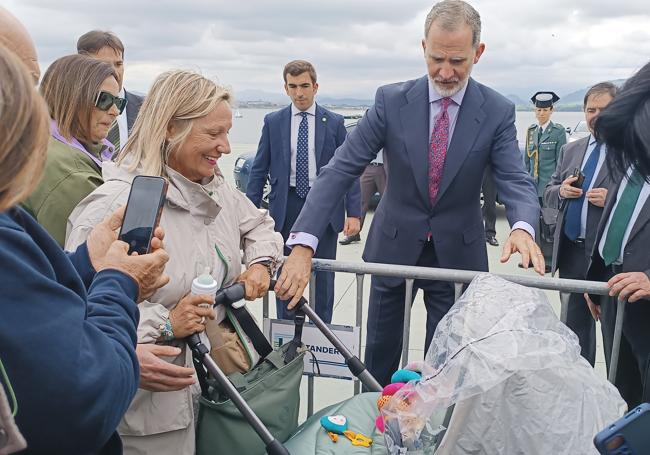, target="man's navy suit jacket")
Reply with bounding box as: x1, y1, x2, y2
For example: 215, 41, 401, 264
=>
246, 103, 361, 233
291, 76, 539, 275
